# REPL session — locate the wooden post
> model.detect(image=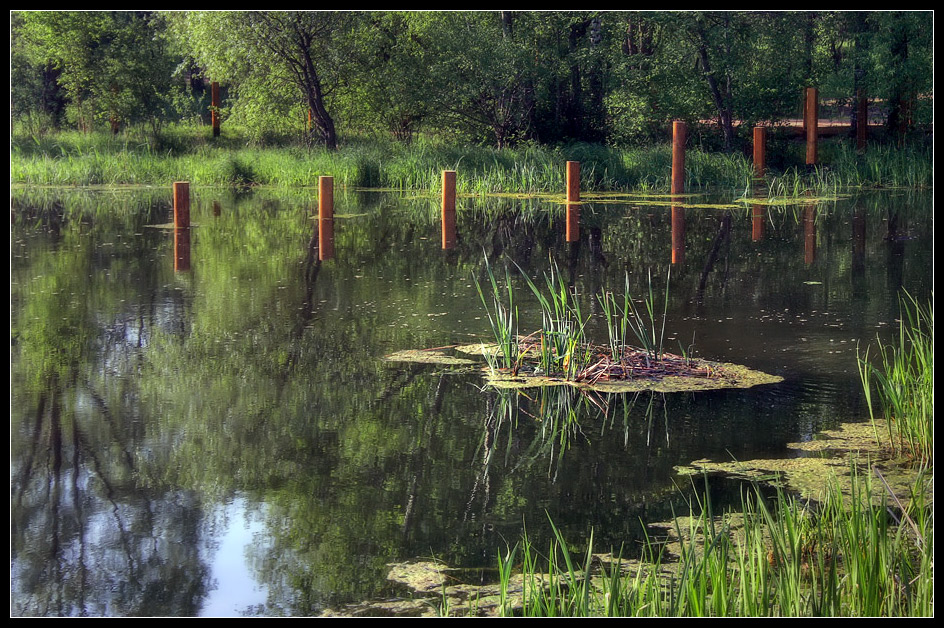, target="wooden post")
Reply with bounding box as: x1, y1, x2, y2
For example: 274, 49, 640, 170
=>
566, 161, 580, 242
671, 121, 686, 195
441, 170, 456, 250
173, 181, 190, 230
319, 176, 334, 260
753, 126, 766, 178
805, 87, 818, 165
856, 89, 868, 152
211, 81, 221, 138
